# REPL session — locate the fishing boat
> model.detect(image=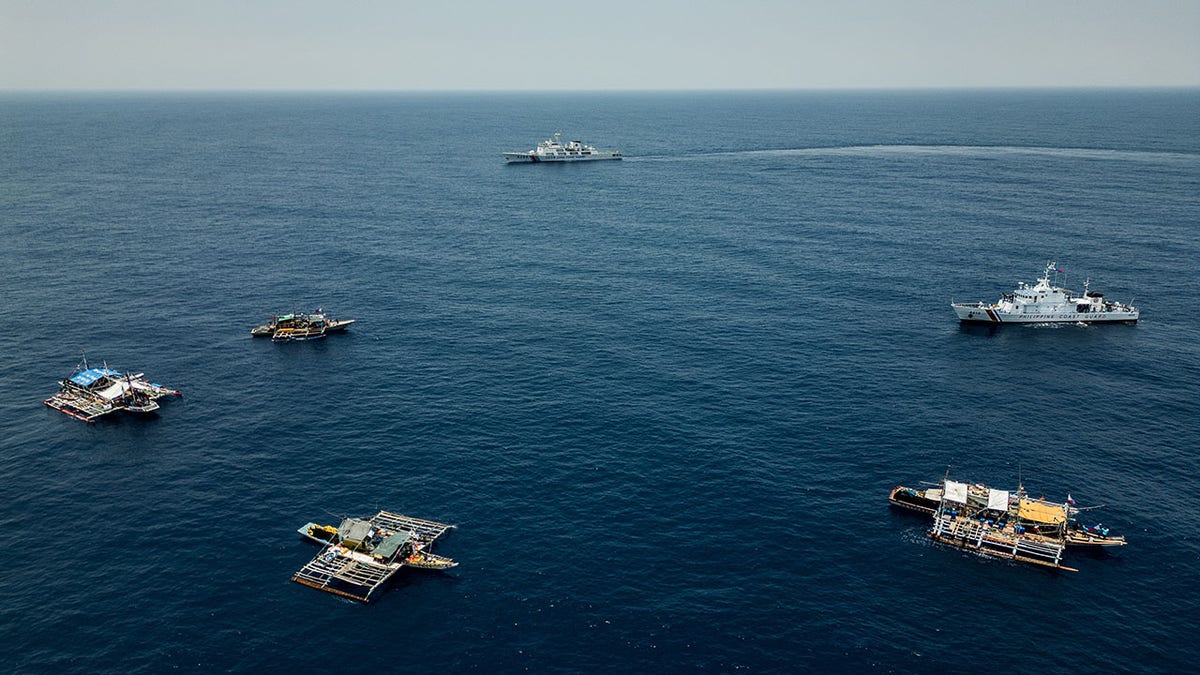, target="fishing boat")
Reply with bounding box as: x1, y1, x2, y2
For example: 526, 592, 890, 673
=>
402, 549, 458, 571
890, 481, 1127, 548
927, 481, 1074, 571
251, 309, 354, 341
503, 132, 623, 163
297, 522, 340, 544
292, 510, 456, 602
44, 357, 181, 423
951, 262, 1138, 324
